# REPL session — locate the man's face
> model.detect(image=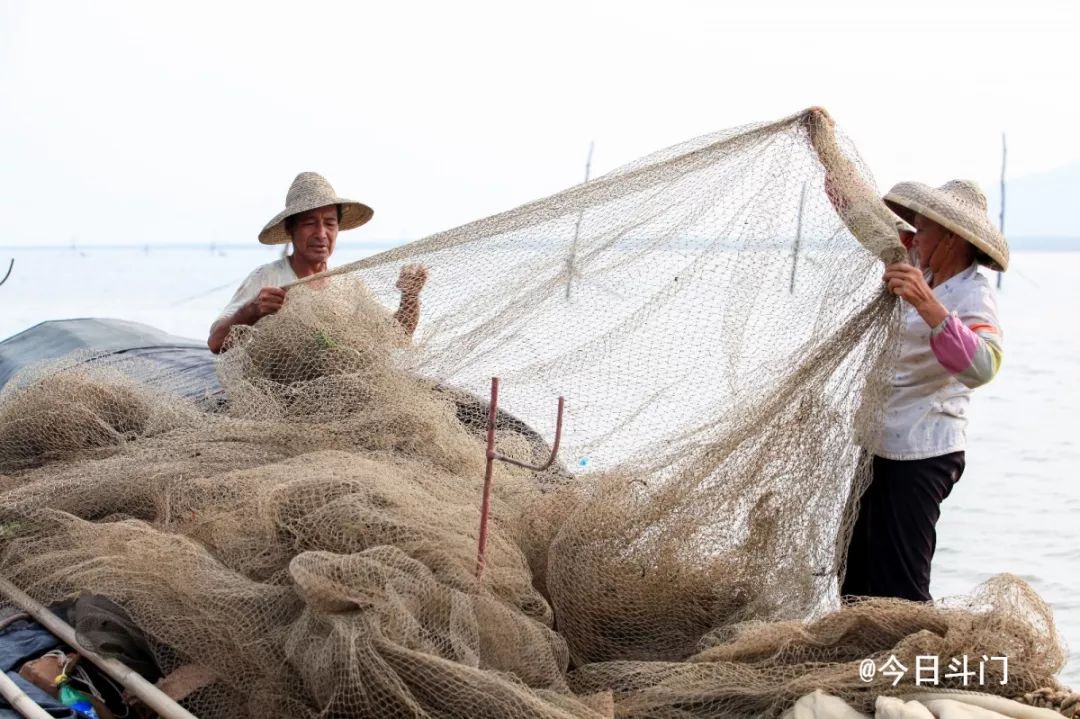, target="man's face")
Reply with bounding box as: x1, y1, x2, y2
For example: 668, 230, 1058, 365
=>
288, 205, 339, 264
